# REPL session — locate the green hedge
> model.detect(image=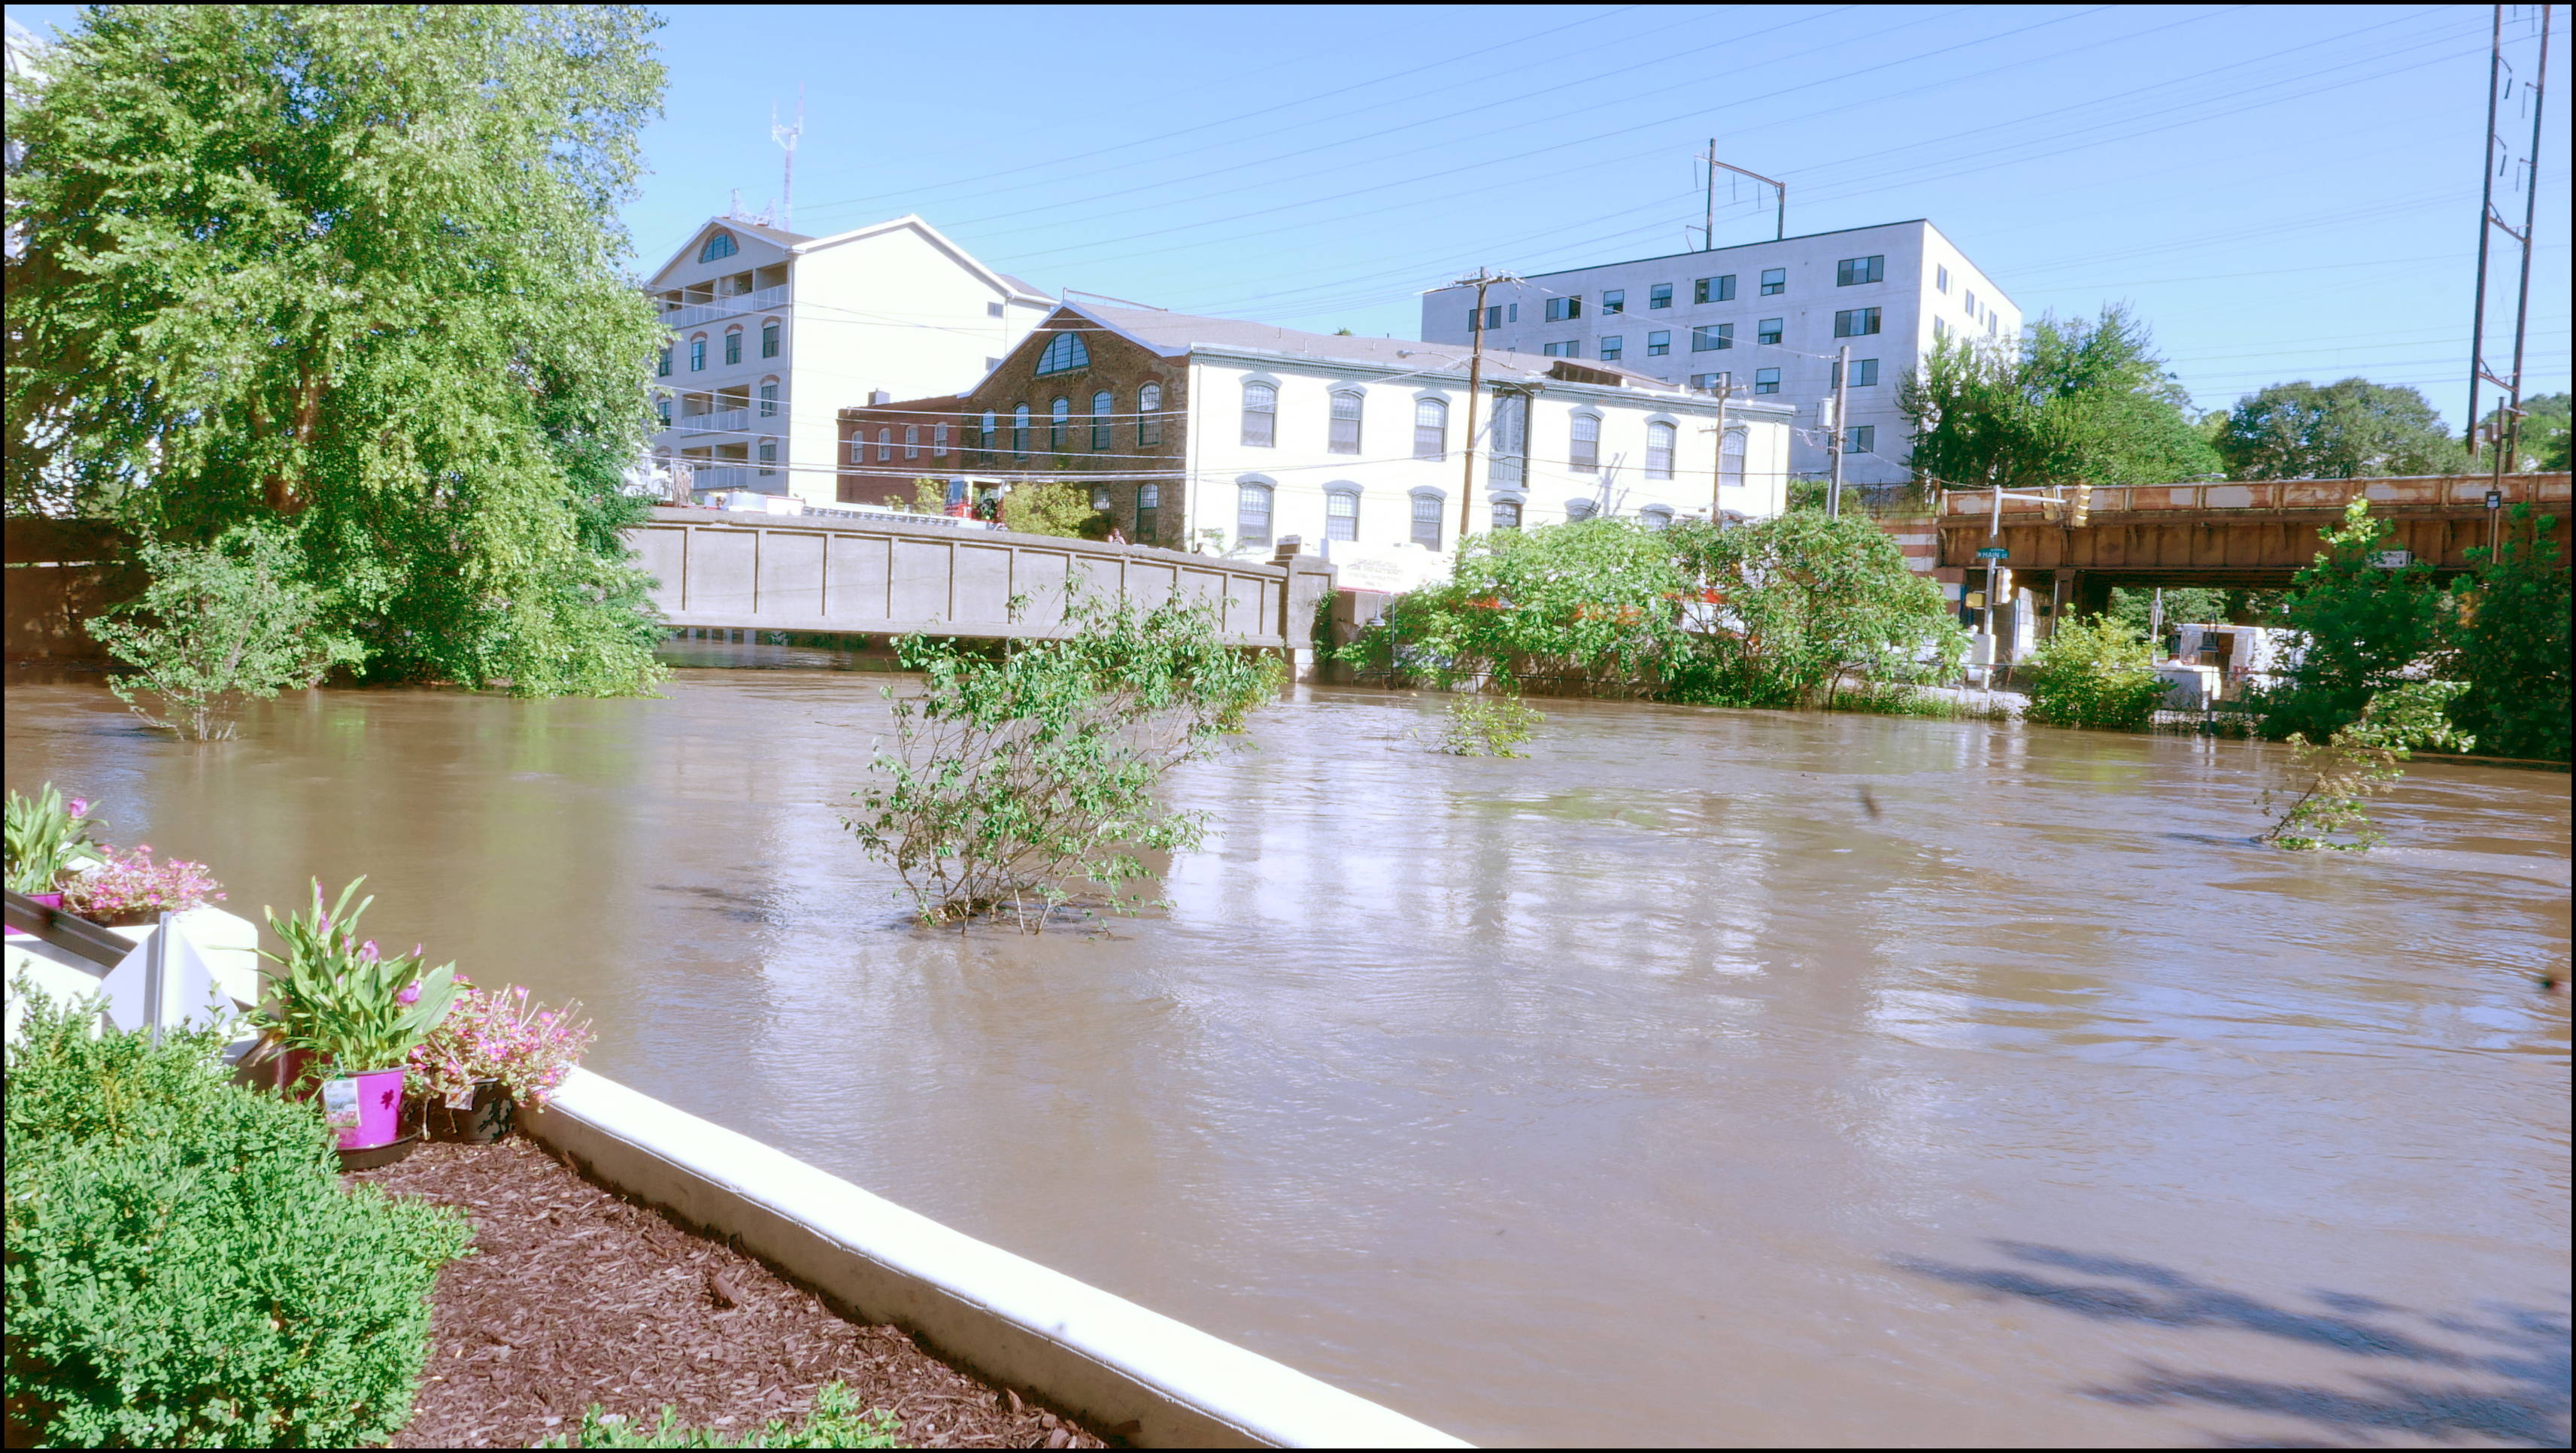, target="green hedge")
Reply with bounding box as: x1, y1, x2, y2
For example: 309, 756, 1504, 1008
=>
5, 986, 469, 1448
2023, 617, 2170, 731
